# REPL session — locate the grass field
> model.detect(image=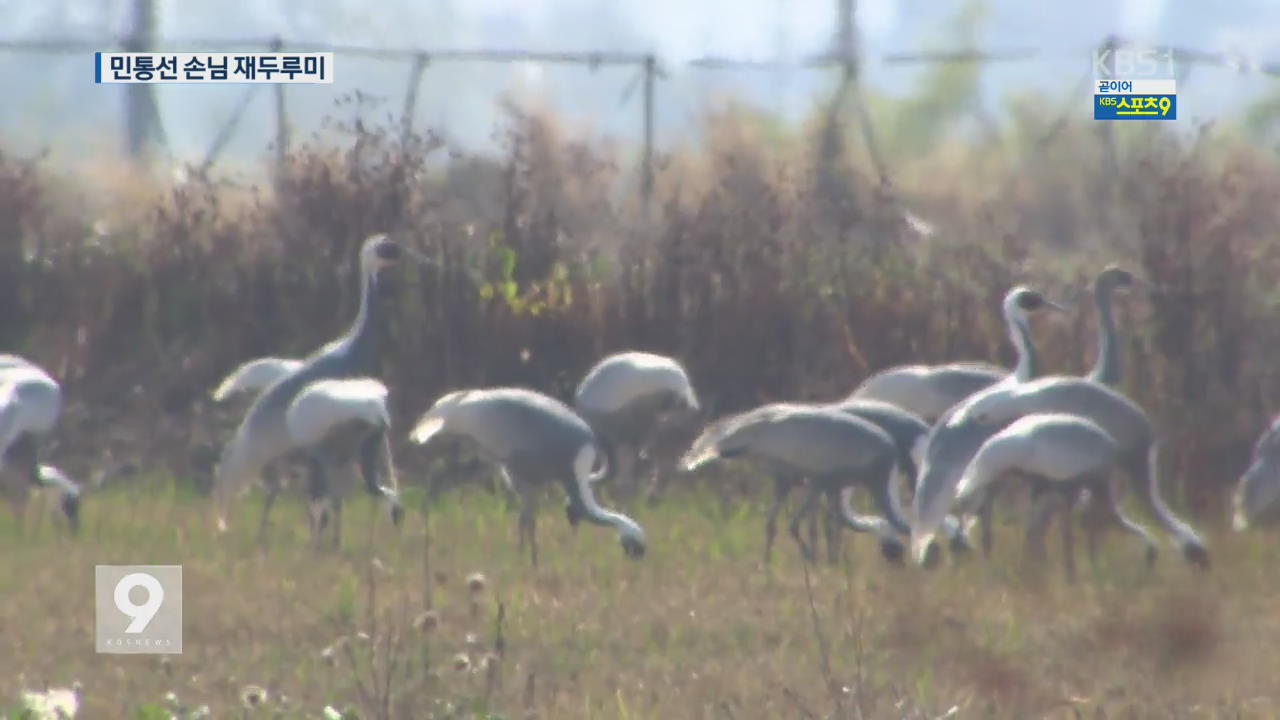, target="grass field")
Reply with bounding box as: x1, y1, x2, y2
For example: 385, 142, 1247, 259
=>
2, 474, 1278, 720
